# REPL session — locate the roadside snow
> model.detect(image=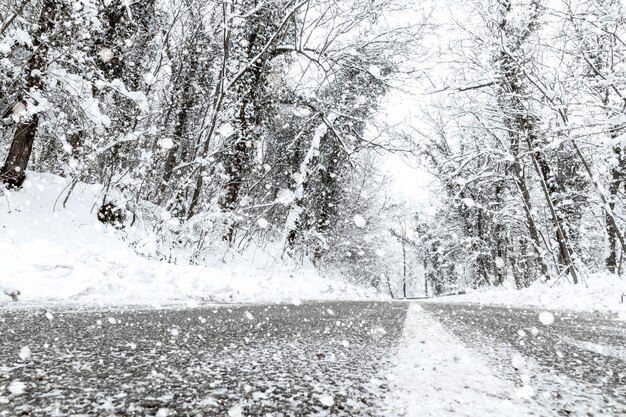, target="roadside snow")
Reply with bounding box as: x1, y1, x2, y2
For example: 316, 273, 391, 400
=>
385, 304, 546, 416
0, 172, 380, 306
429, 277, 626, 317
